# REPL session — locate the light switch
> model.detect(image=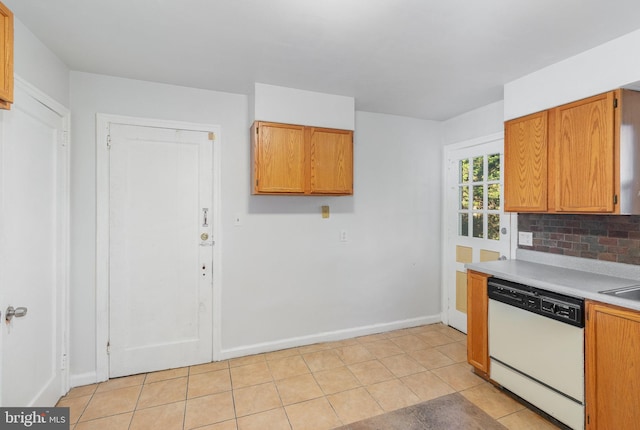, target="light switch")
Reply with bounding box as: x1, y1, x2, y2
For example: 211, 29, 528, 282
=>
518, 231, 533, 246
322, 205, 330, 219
